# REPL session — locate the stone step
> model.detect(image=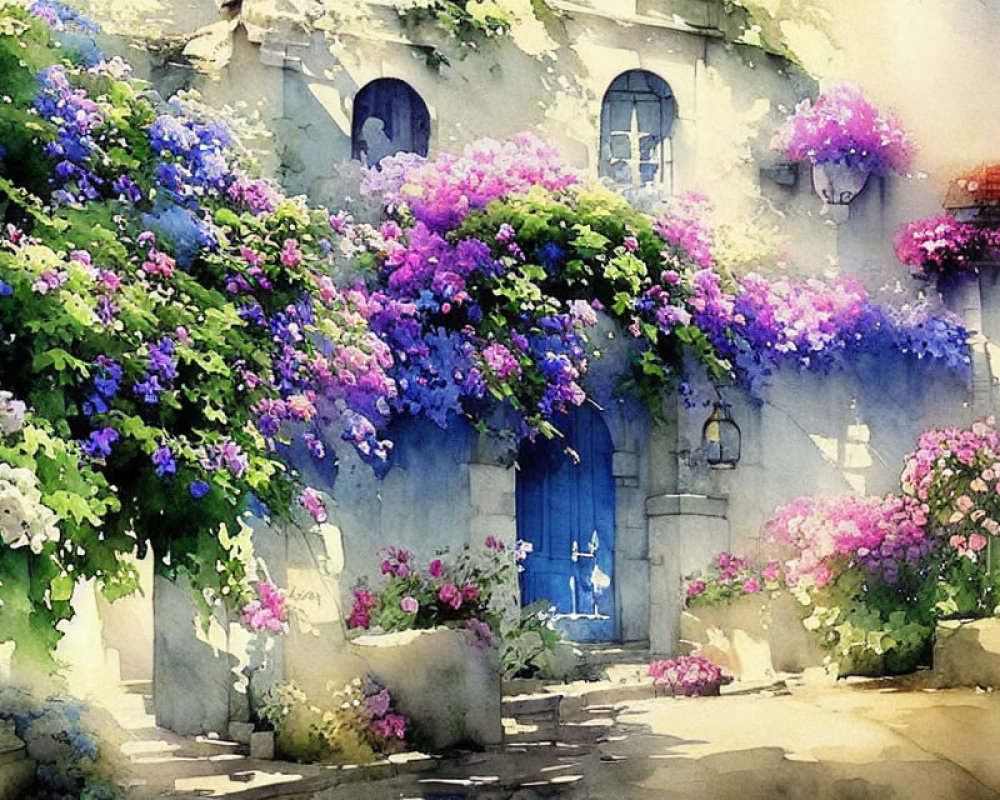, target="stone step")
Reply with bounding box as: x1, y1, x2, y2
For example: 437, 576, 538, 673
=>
575, 643, 651, 666
501, 692, 561, 718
